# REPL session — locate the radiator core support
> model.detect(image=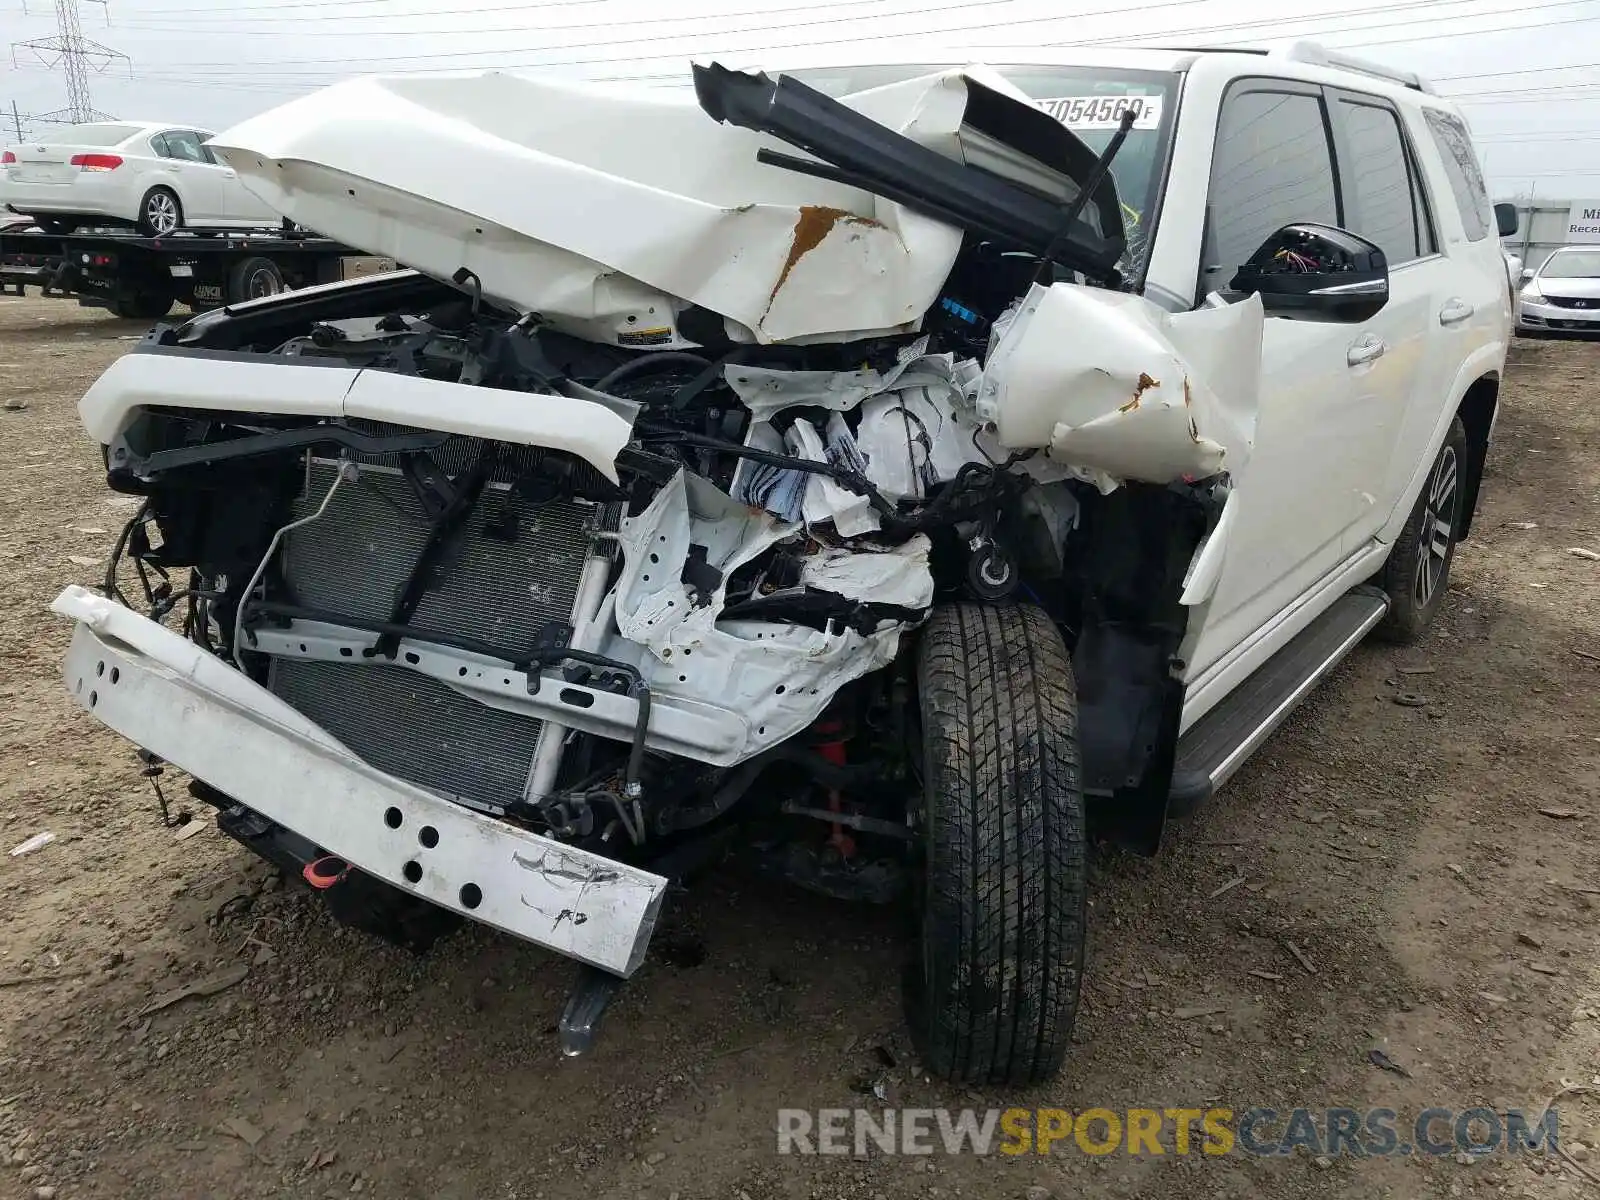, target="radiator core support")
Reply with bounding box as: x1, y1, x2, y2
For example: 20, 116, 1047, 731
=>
259, 451, 604, 813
